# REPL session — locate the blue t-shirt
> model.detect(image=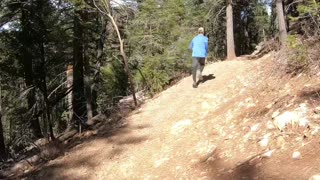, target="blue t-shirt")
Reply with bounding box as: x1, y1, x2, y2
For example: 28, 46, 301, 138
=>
189, 34, 208, 58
